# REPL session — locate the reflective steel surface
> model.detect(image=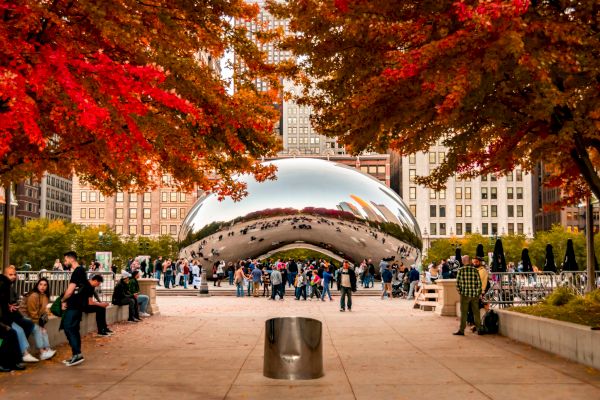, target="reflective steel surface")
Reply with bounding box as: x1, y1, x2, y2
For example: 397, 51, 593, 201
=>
179, 158, 422, 266
263, 317, 323, 380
